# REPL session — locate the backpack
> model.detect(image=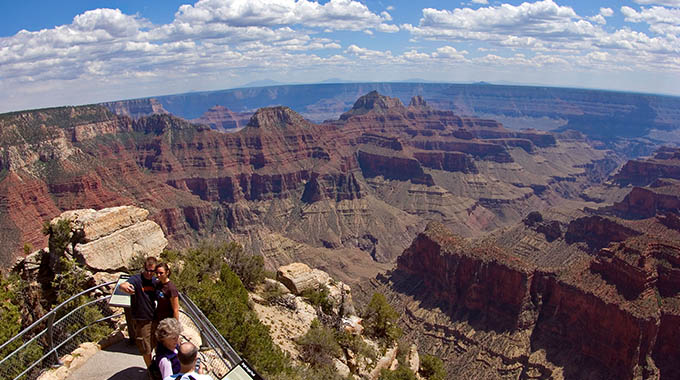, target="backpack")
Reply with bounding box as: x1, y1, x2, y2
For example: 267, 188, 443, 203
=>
148, 359, 163, 380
